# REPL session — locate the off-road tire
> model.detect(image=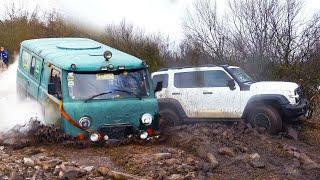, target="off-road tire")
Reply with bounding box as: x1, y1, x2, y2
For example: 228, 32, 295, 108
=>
159, 109, 182, 130
248, 105, 282, 134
